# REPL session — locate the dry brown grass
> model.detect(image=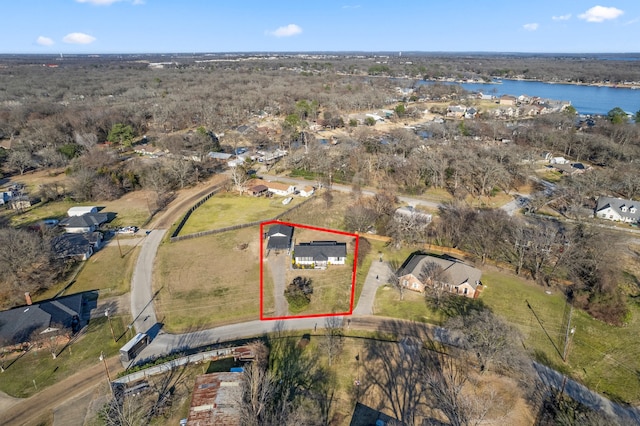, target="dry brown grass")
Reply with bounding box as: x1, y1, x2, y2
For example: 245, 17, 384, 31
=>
278, 191, 353, 231
154, 226, 261, 332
